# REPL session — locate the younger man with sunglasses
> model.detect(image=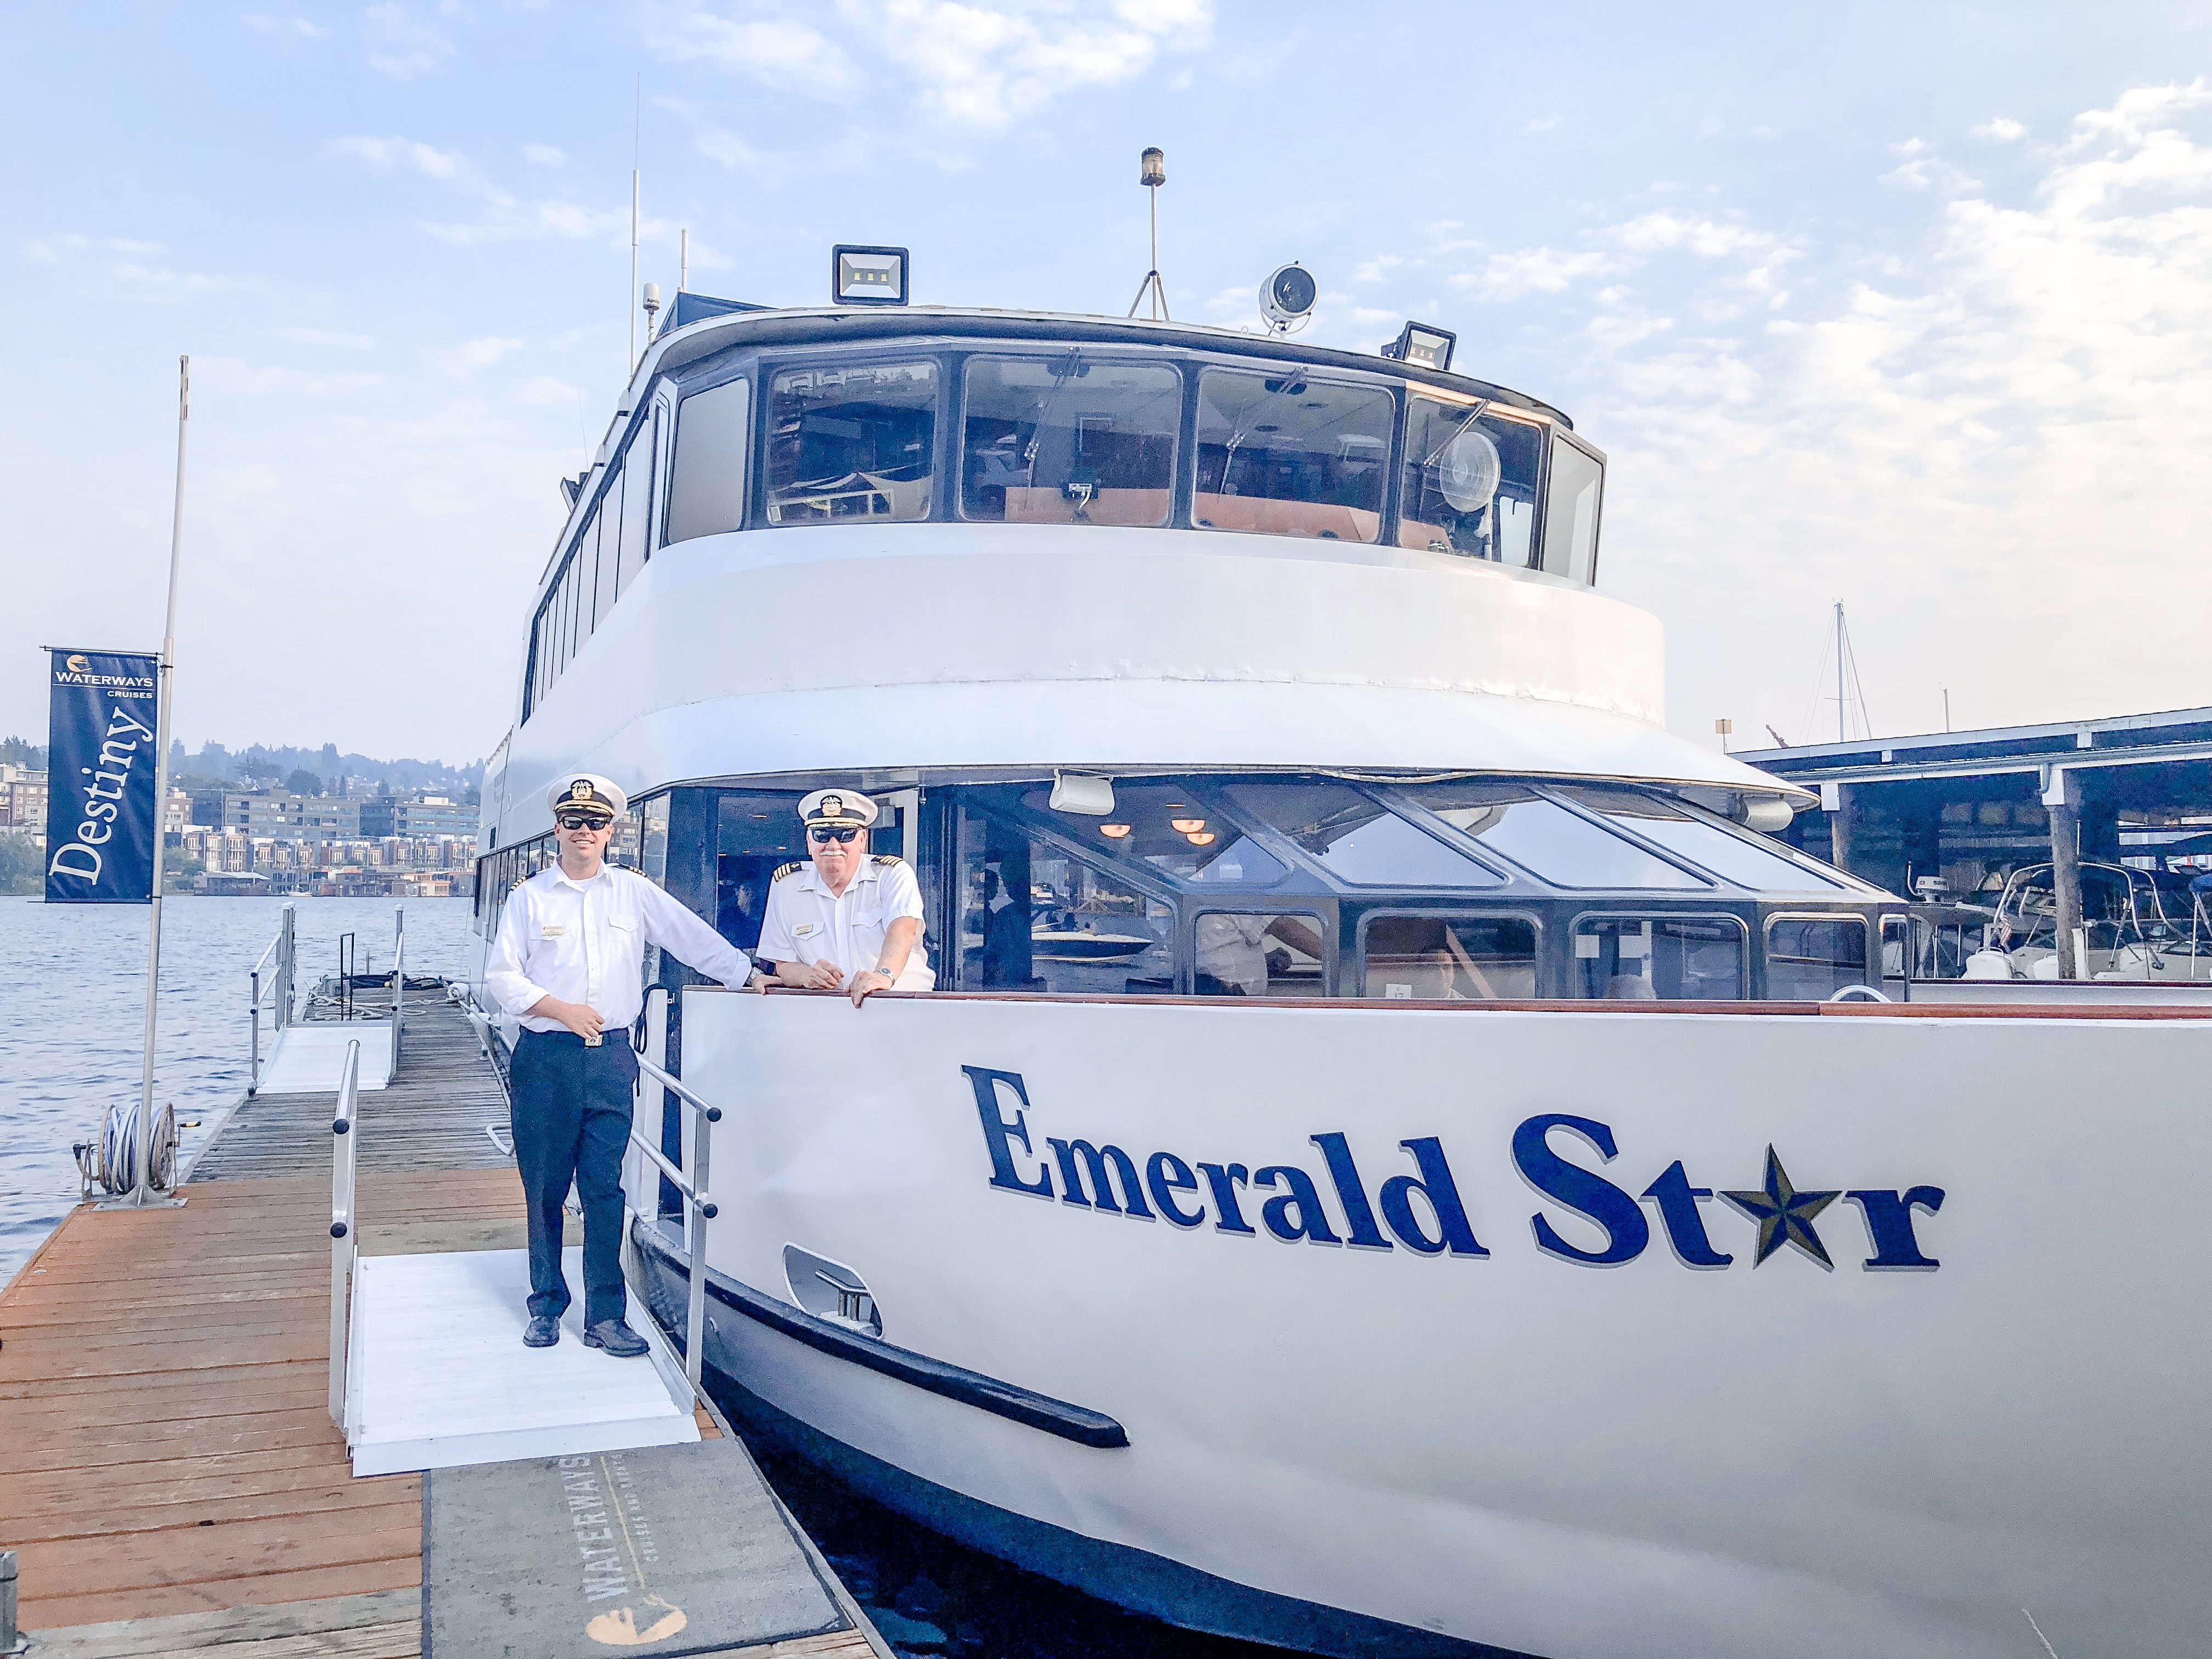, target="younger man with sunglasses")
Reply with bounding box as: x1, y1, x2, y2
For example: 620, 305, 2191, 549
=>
484, 774, 755, 1356
756, 789, 931, 1005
